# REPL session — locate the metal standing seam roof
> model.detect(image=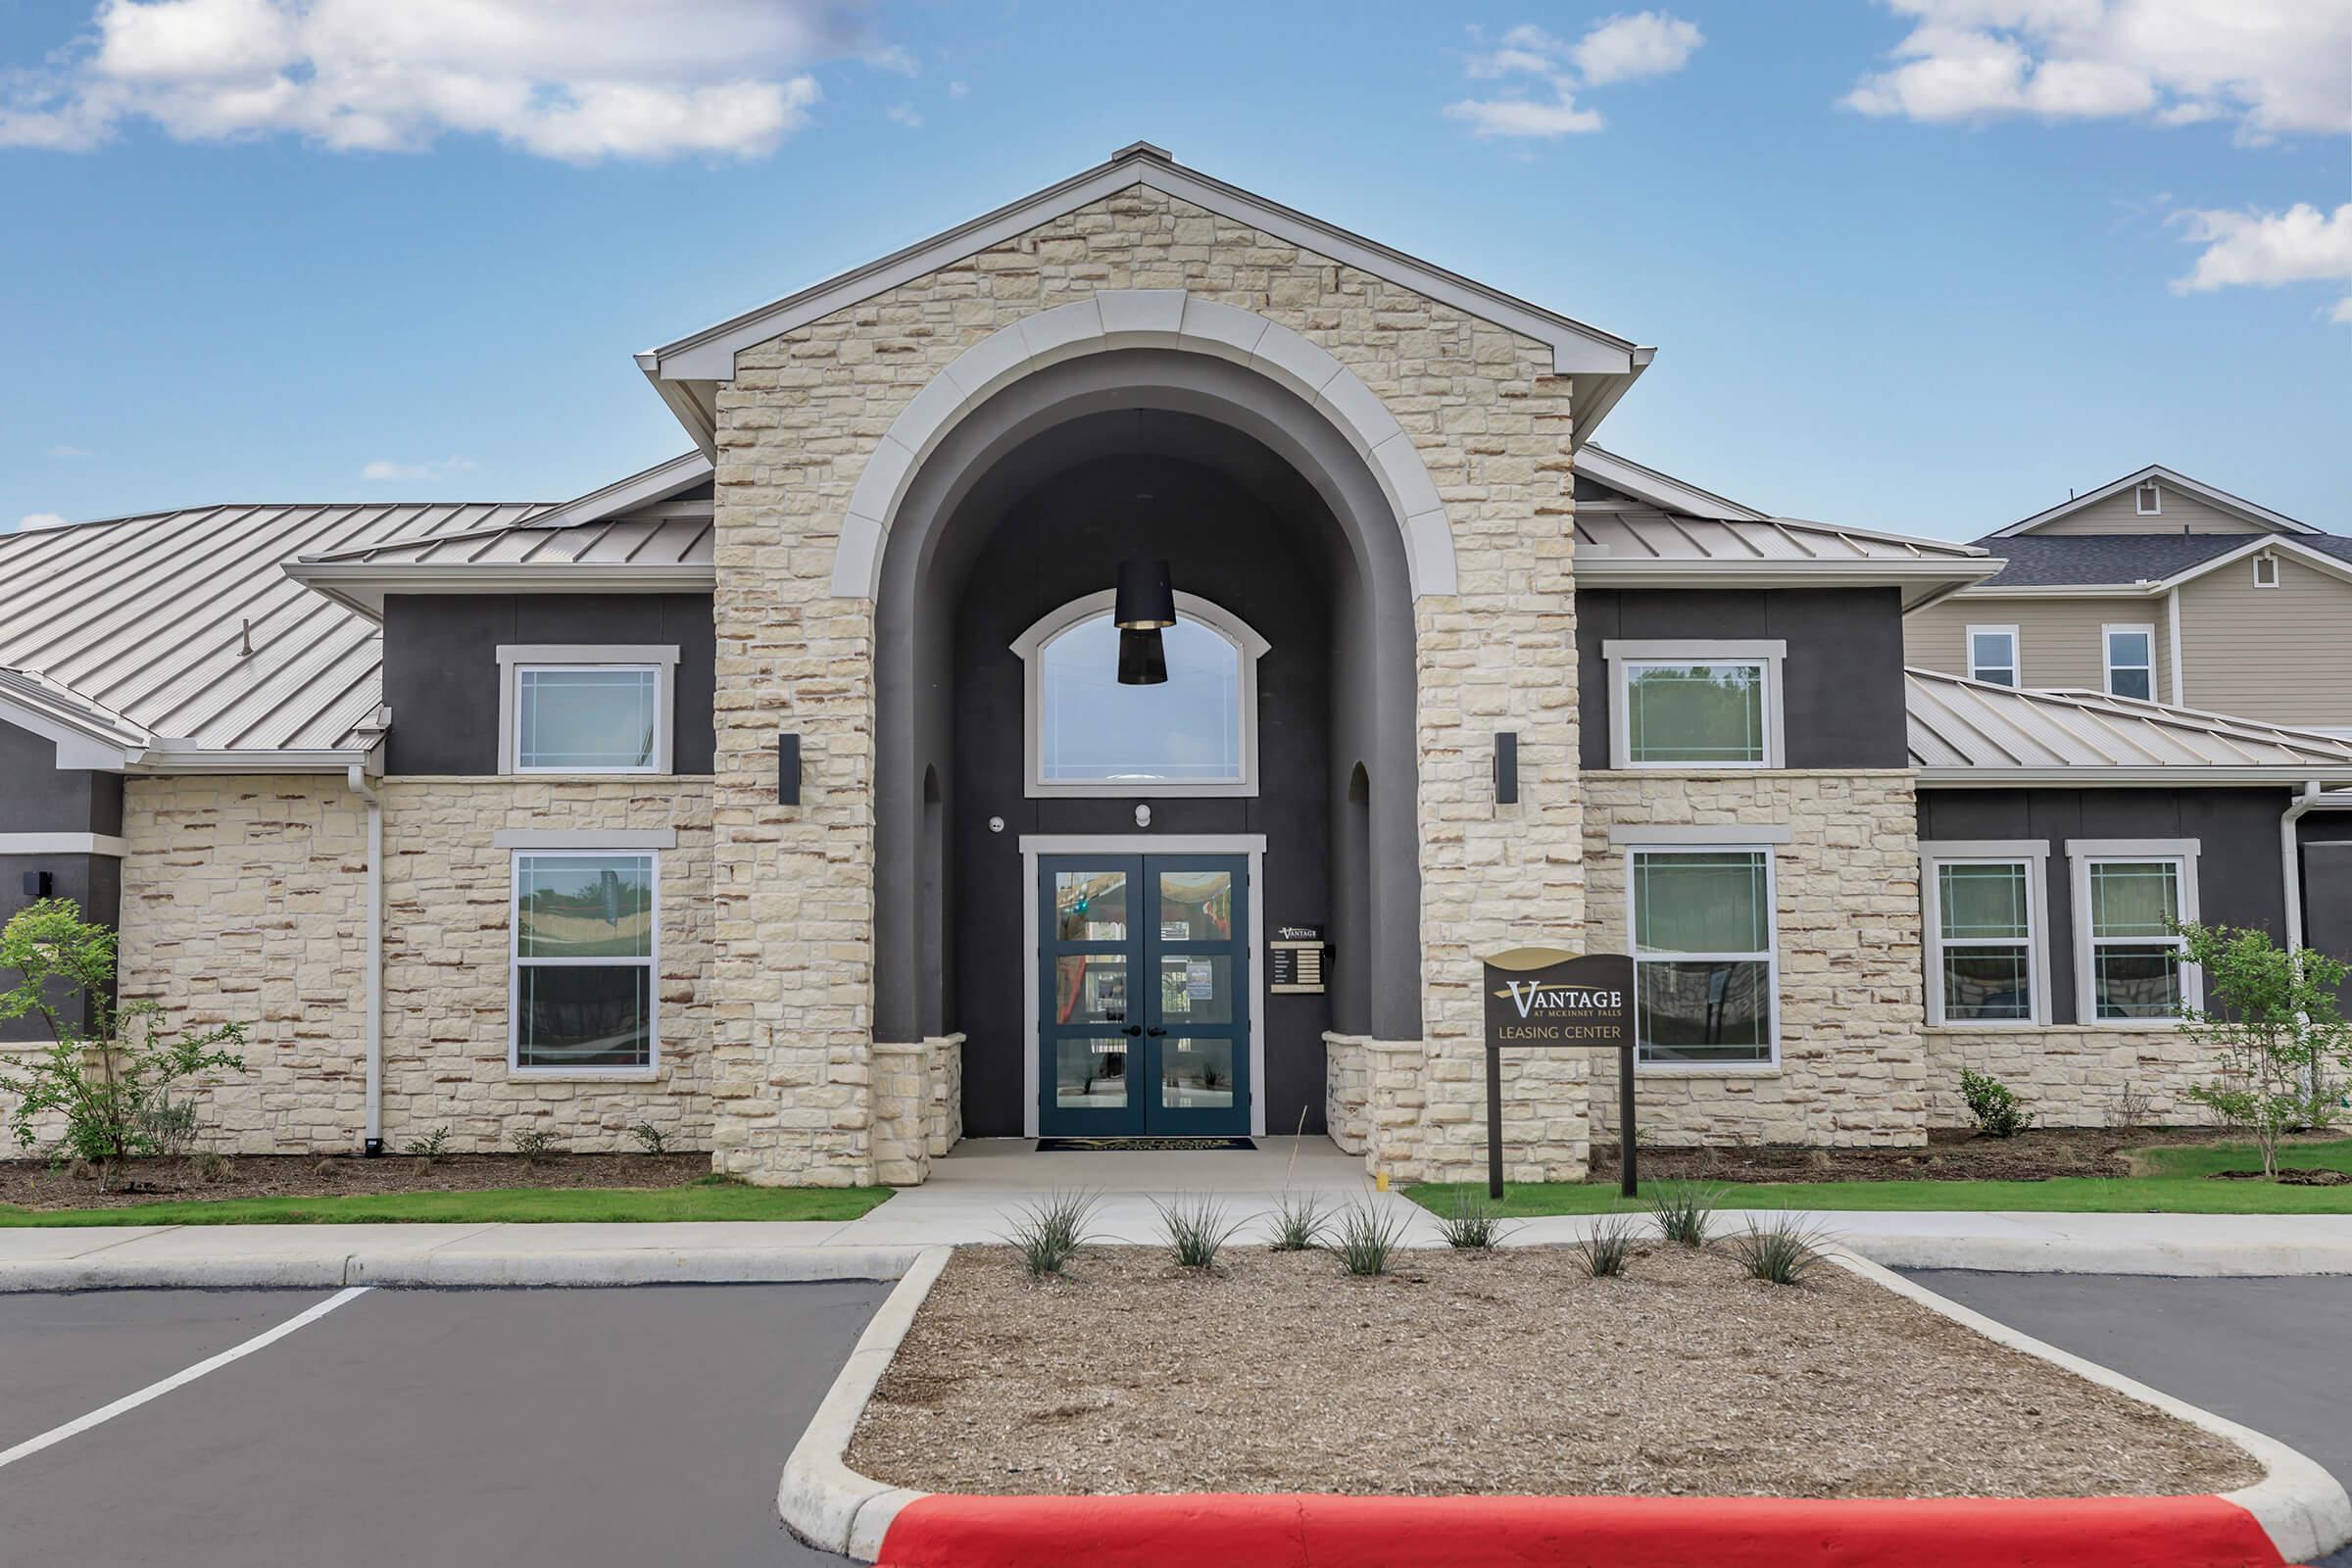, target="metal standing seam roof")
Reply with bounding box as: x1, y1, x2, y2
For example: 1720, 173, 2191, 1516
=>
0, 502, 548, 754
298, 511, 714, 569
1906, 668, 2352, 778
1576, 507, 1990, 564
